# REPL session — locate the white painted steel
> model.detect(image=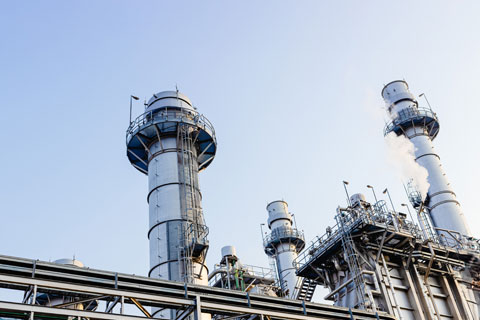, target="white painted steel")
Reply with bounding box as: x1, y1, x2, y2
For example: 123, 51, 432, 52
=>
405, 126, 470, 237
382, 80, 471, 238
54, 259, 84, 268
267, 201, 292, 230
265, 201, 299, 298
146, 91, 194, 112
221, 246, 237, 259
382, 80, 417, 116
